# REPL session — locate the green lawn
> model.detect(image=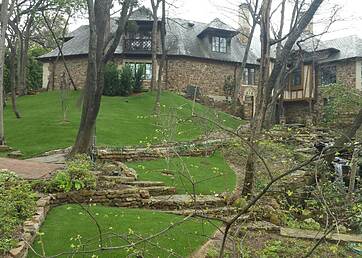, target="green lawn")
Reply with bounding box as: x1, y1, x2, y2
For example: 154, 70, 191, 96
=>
127, 152, 235, 195
29, 204, 218, 258
5, 91, 241, 157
